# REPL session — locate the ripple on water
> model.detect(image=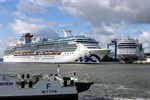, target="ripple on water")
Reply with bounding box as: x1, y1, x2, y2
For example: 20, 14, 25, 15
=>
1, 62, 150, 99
